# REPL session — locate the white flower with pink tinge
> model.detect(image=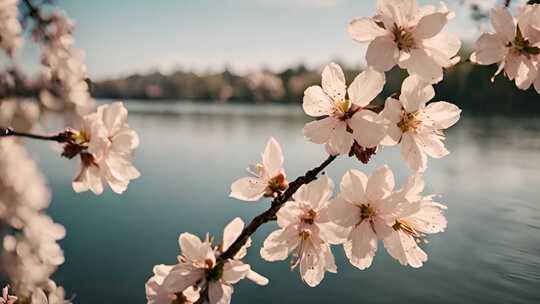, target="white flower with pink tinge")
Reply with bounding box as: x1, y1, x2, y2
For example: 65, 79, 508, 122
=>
146, 265, 200, 304
146, 218, 268, 304
260, 176, 347, 287
380, 76, 461, 172
72, 102, 140, 195
230, 137, 287, 201
348, 0, 461, 83
383, 174, 447, 268
470, 5, 540, 93
327, 167, 399, 270
302, 63, 388, 155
